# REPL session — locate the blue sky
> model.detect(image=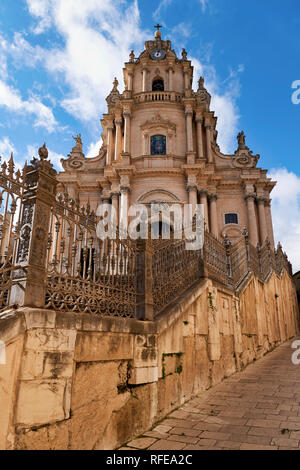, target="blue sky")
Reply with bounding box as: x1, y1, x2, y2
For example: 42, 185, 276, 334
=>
0, 0, 300, 269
